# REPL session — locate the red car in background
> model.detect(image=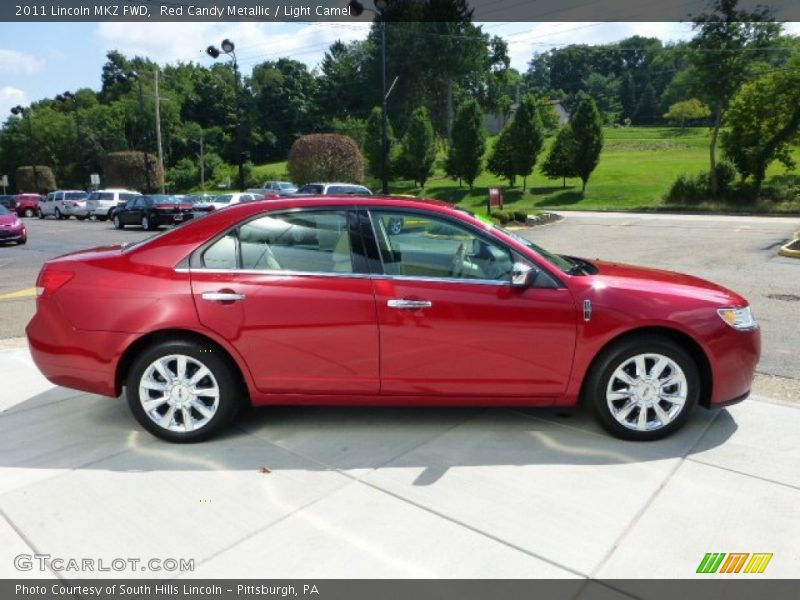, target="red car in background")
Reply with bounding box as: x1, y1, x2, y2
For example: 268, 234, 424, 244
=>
26, 197, 760, 443
13, 193, 42, 218
0, 204, 27, 244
